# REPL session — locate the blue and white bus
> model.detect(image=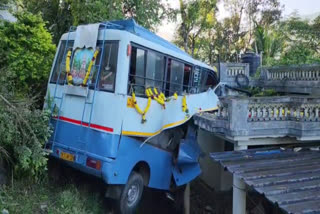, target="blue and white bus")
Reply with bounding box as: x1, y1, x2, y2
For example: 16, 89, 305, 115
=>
45, 19, 219, 213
